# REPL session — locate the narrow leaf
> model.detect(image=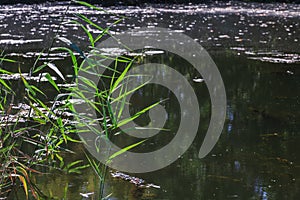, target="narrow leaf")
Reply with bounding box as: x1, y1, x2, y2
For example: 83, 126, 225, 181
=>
108, 140, 146, 161
45, 73, 60, 92
18, 176, 28, 199
46, 62, 65, 81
